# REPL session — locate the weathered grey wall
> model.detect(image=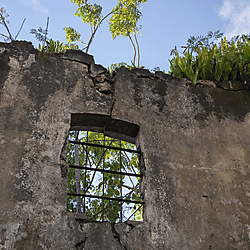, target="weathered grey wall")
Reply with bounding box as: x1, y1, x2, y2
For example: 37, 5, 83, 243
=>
0, 41, 250, 250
